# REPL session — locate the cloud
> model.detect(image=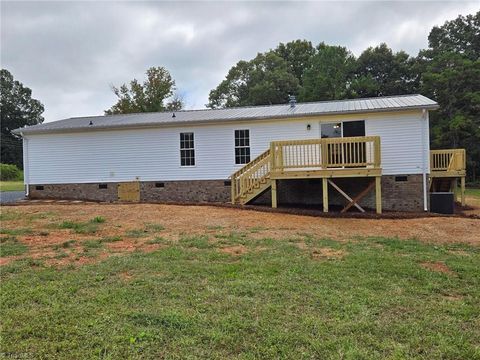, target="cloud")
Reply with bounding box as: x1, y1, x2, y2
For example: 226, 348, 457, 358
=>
1, 1, 477, 122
